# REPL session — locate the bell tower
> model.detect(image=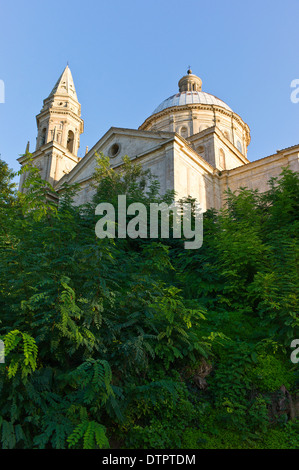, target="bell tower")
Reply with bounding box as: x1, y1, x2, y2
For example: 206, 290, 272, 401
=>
18, 65, 84, 190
